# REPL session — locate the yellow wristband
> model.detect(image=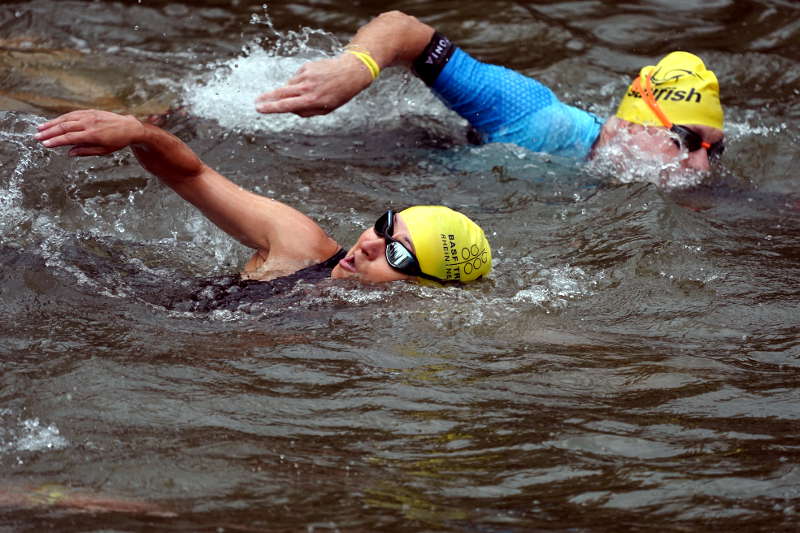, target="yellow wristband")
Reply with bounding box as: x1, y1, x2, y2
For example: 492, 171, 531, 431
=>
345, 50, 380, 80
